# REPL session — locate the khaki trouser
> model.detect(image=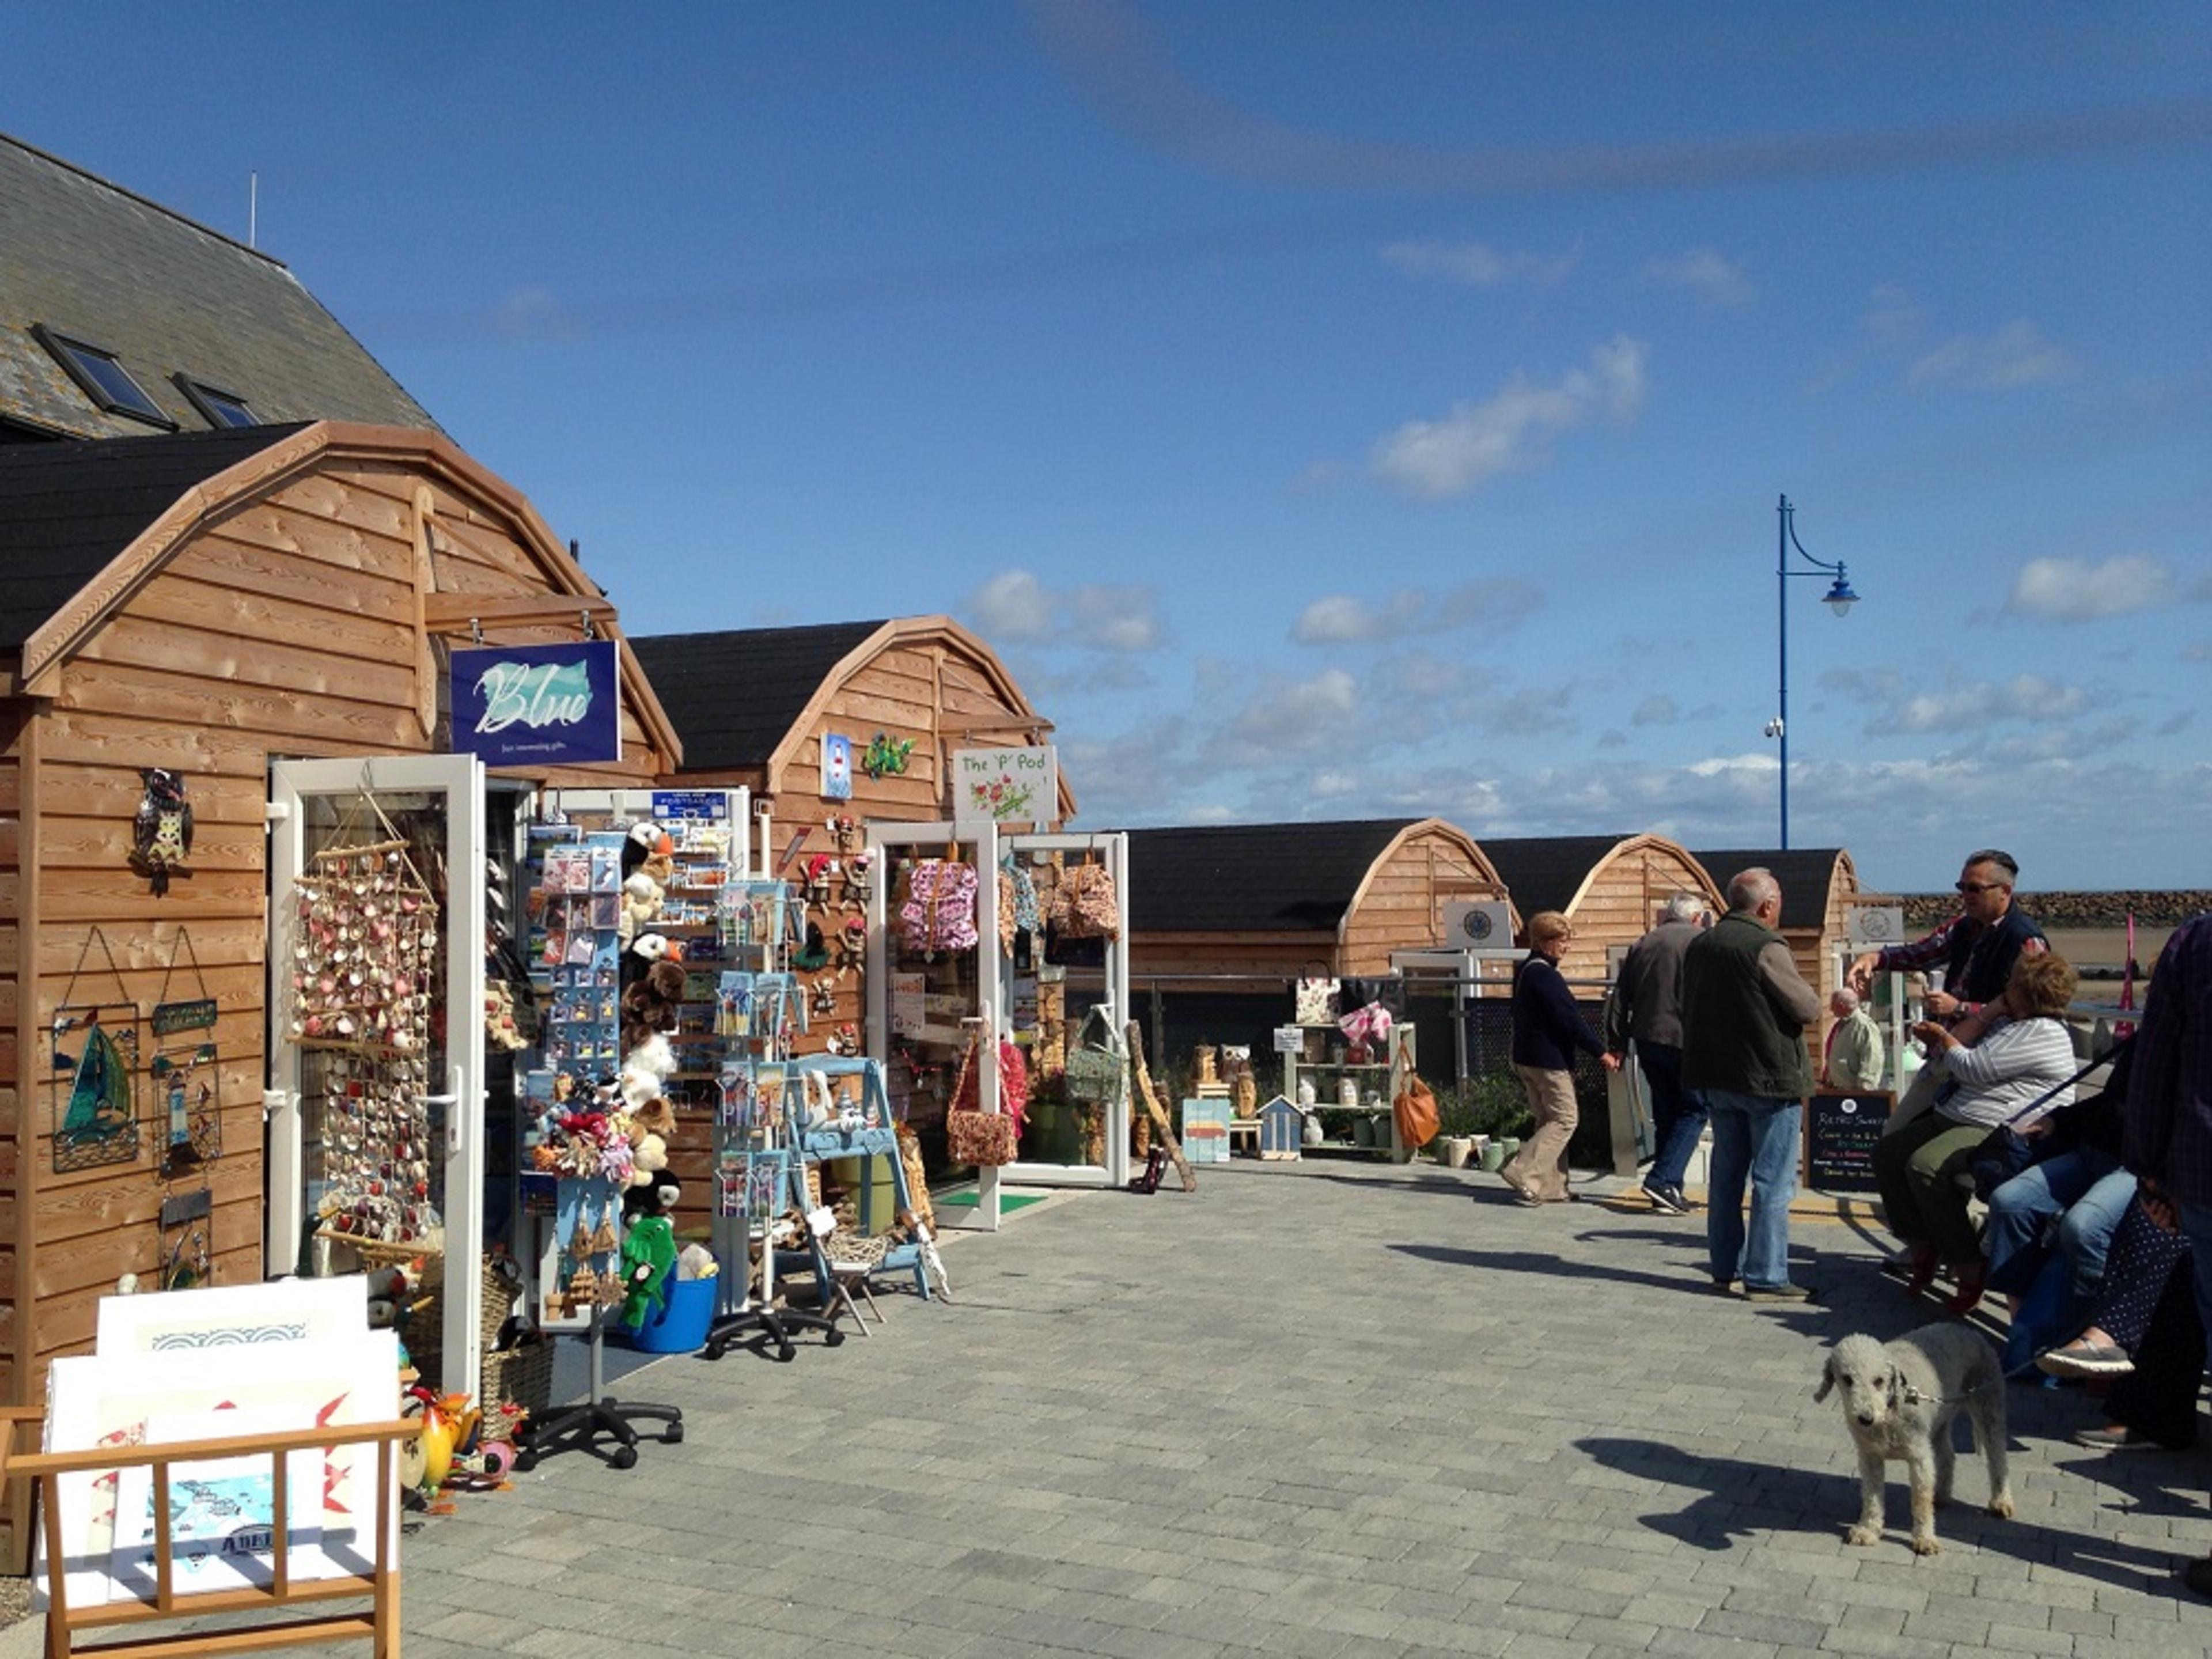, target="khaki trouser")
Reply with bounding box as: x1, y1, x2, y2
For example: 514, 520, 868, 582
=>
1503, 1063, 1578, 1202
